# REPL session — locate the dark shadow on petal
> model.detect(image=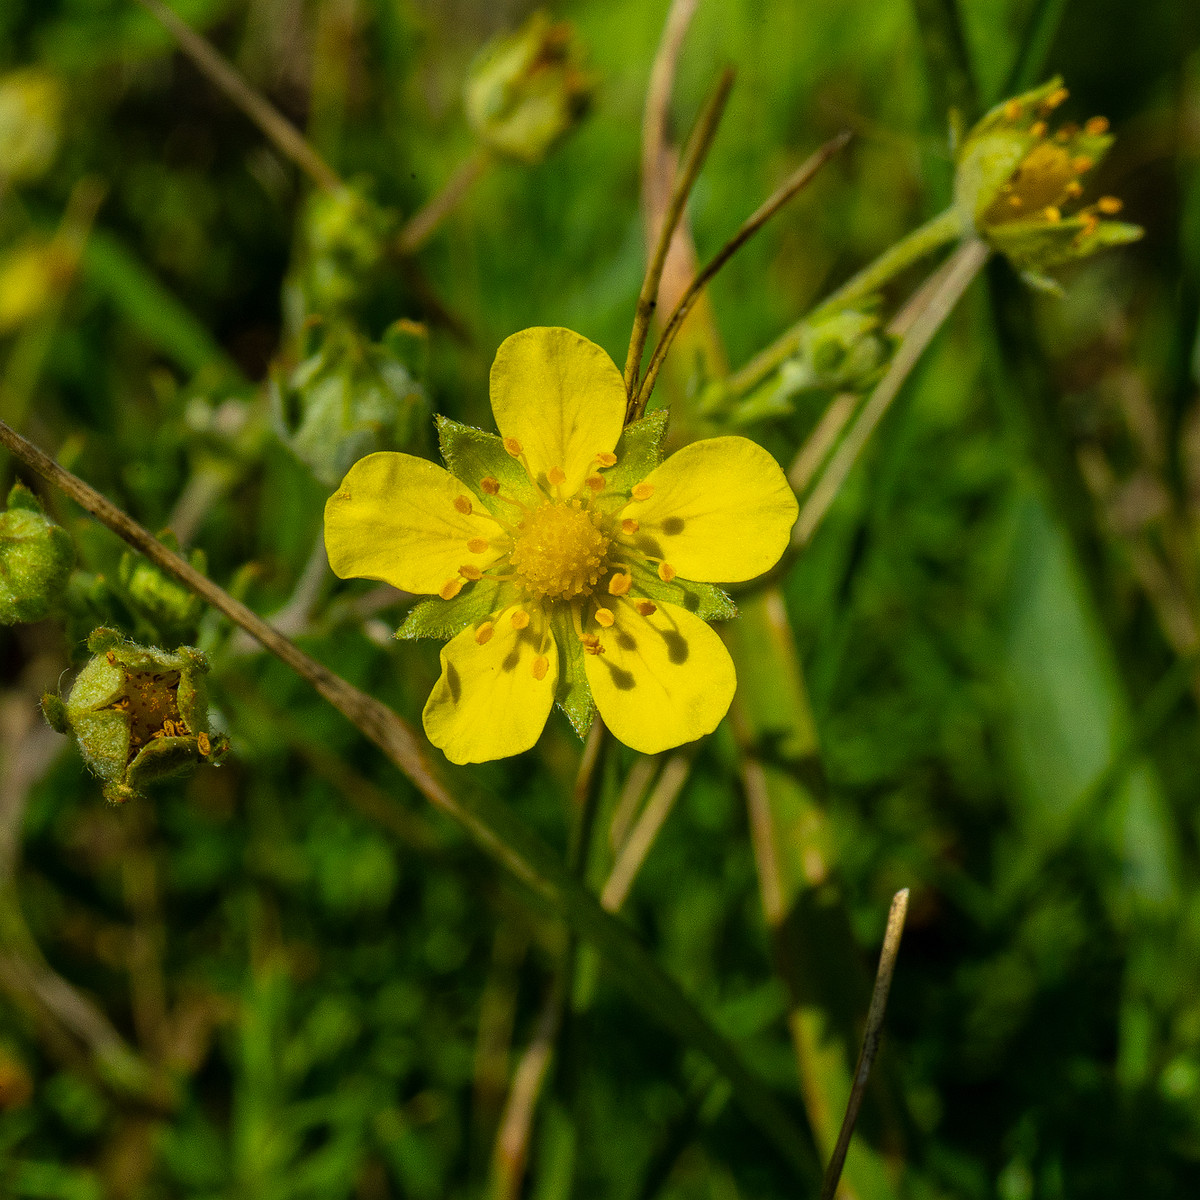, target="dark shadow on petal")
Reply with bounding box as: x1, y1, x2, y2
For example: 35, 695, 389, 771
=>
633, 533, 664, 558
446, 662, 461, 703
502, 647, 521, 671
661, 629, 688, 664
601, 660, 637, 691
615, 629, 637, 652
662, 516, 684, 535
